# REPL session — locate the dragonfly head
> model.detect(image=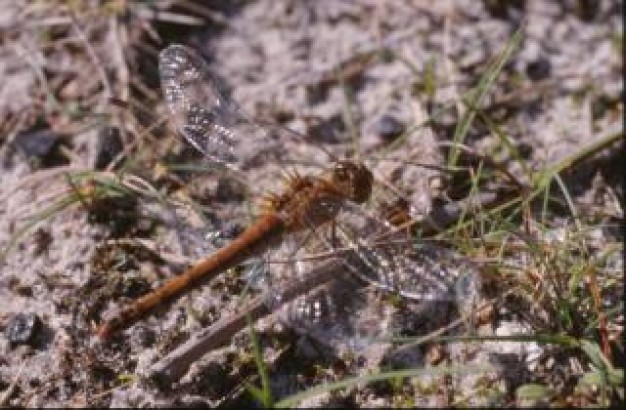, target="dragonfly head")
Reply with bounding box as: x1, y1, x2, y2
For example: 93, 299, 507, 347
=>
330, 161, 373, 204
